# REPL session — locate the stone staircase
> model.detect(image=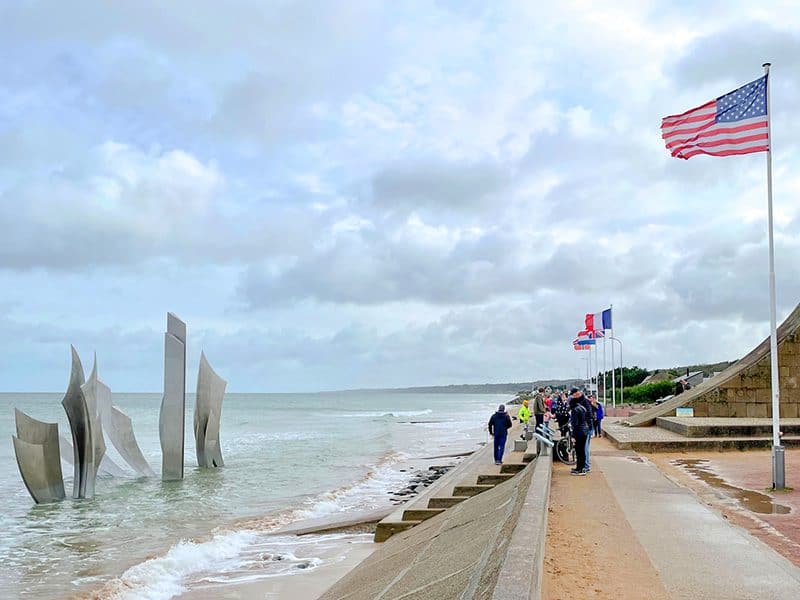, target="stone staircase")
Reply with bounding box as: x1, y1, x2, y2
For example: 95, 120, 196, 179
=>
374, 446, 536, 542
604, 416, 800, 452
